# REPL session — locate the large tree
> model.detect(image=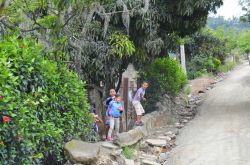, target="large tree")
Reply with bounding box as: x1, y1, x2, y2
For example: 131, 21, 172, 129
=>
0, 0, 223, 101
